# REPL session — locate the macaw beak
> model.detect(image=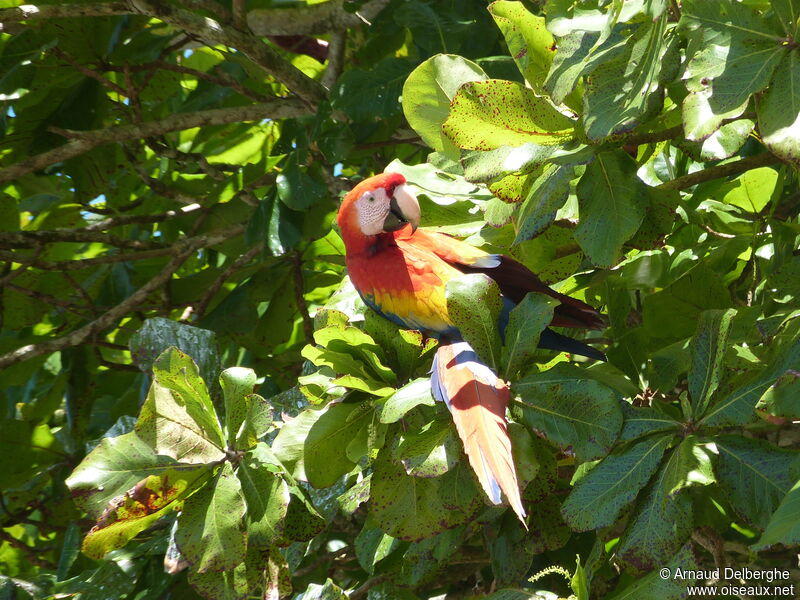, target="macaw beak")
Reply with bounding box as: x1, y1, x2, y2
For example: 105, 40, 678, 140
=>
383, 184, 421, 233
